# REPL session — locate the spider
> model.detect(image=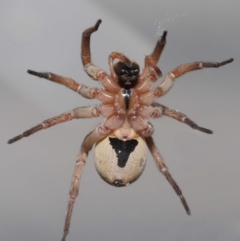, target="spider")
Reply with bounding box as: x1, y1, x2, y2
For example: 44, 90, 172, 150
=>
8, 19, 233, 241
